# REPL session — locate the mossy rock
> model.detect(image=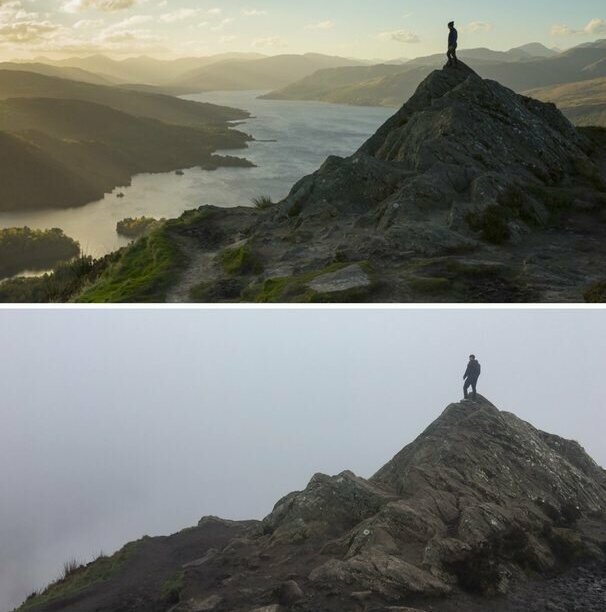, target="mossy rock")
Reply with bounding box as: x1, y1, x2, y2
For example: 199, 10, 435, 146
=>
408, 276, 451, 295
219, 244, 263, 276
584, 281, 606, 303
161, 571, 185, 604
243, 262, 376, 303
467, 205, 511, 245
